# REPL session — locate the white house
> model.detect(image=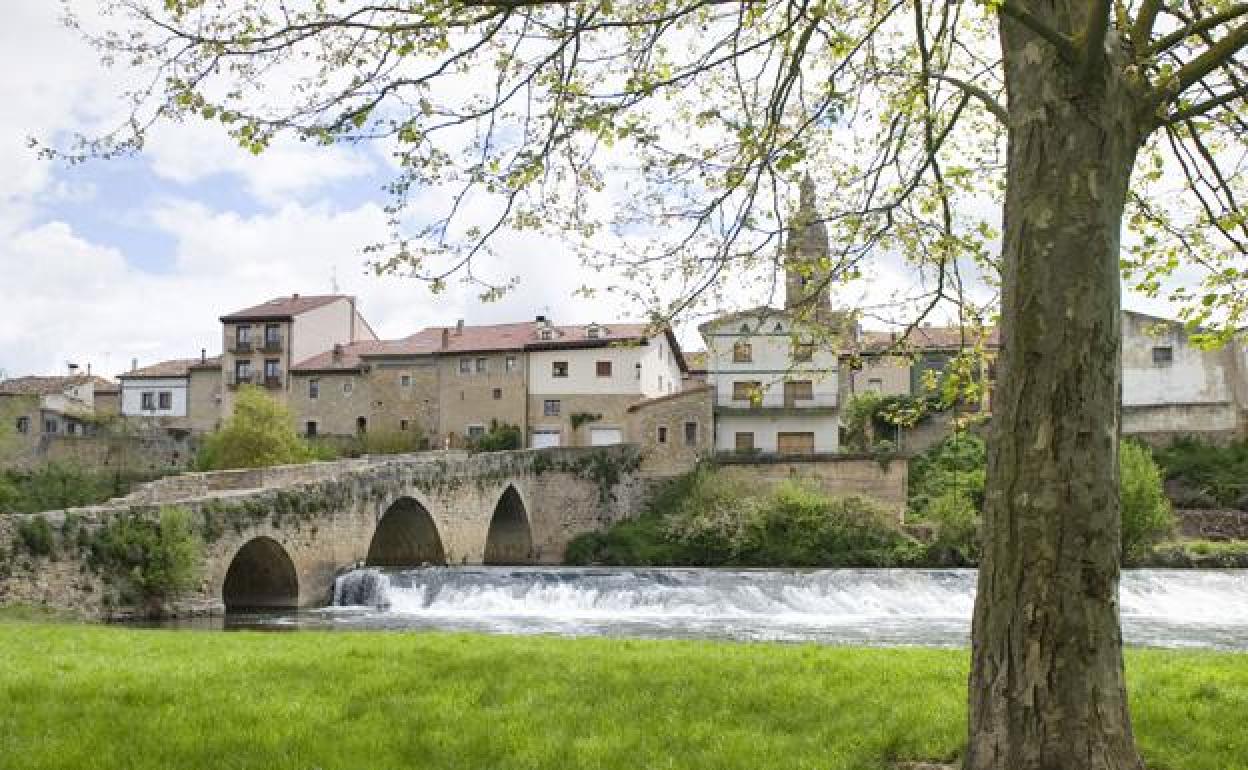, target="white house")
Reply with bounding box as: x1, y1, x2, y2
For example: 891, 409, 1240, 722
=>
119, 357, 219, 423
525, 318, 686, 448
